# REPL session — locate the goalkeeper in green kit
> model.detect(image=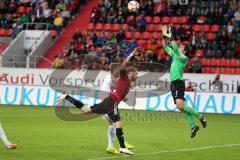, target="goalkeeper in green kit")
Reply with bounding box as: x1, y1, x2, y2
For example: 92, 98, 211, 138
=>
161, 26, 207, 138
